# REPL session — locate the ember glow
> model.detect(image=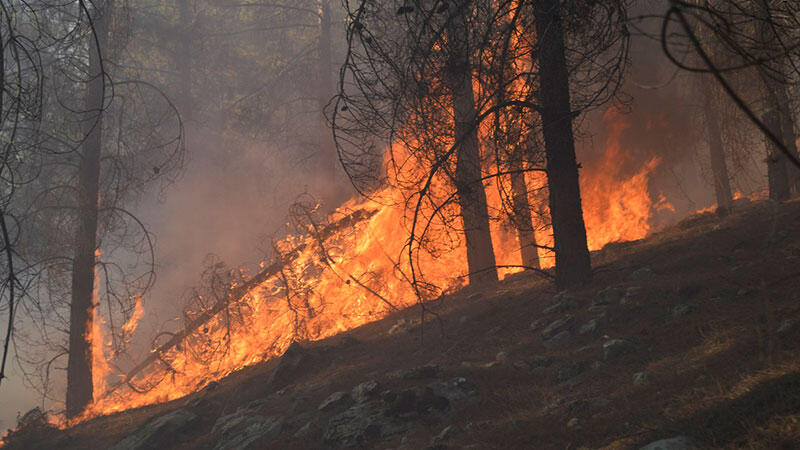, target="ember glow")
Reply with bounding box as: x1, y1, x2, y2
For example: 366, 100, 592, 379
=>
67, 105, 665, 424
